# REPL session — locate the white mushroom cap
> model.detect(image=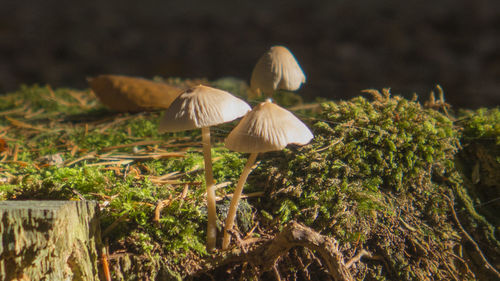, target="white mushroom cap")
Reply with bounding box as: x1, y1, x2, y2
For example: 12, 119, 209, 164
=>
159, 85, 251, 132
225, 100, 313, 153
250, 45, 306, 97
